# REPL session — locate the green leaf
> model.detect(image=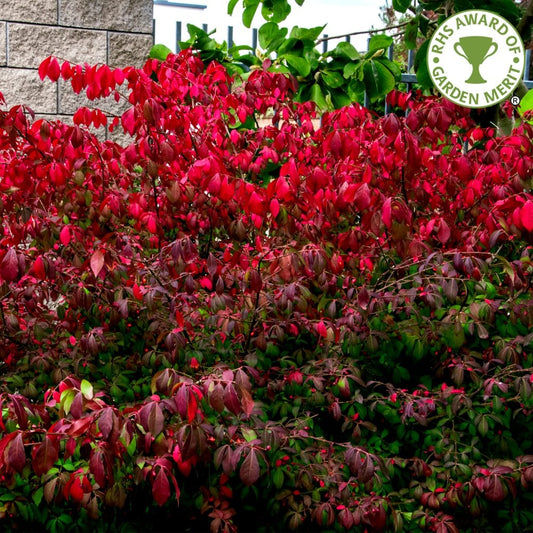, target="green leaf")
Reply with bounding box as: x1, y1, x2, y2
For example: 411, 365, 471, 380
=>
242, 428, 258, 442
393, 0, 412, 13
277, 37, 299, 55
272, 468, 284, 489
149, 44, 172, 61
442, 323, 466, 349
290, 25, 325, 42
347, 78, 365, 102
243, 1, 260, 28
258, 22, 288, 51
377, 57, 402, 80
321, 70, 344, 89
518, 89, 533, 120
343, 62, 358, 79
404, 16, 419, 50
310, 83, 327, 109
32, 486, 44, 506
362, 60, 396, 101
284, 54, 311, 77
80, 379, 94, 400
228, 0, 239, 15
261, 0, 291, 24
126, 436, 137, 457
330, 90, 352, 108
60, 389, 75, 415
419, 14, 430, 36
414, 39, 433, 89
185, 24, 206, 39
367, 34, 393, 54
332, 41, 360, 61
477, 415, 489, 437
